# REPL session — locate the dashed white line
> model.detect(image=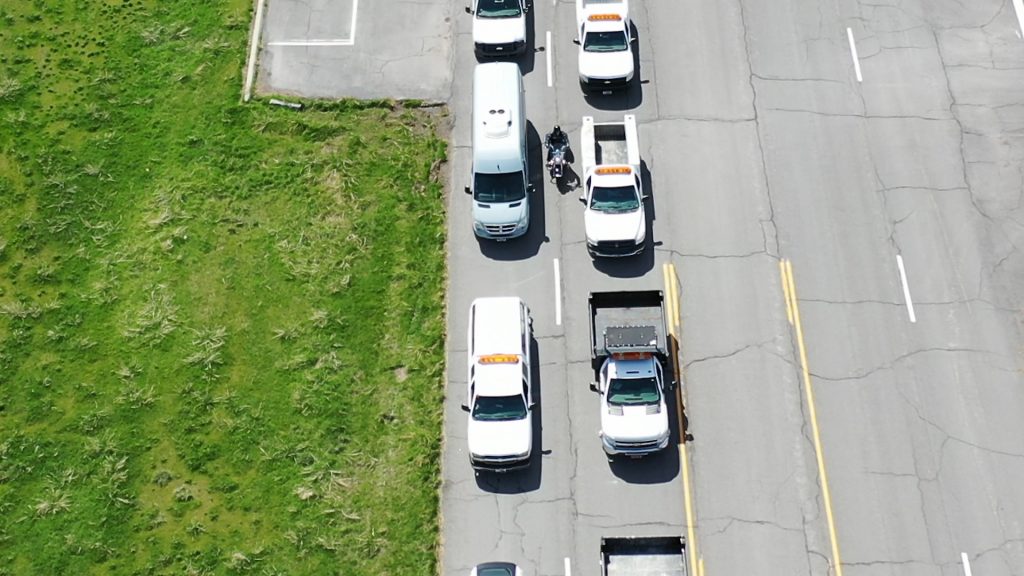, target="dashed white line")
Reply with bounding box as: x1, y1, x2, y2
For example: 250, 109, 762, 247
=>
546, 30, 553, 87
564, 557, 572, 576
1013, 0, 1024, 40
349, 0, 360, 43
846, 27, 863, 82
553, 258, 563, 326
896, 254, 916, 323
961, 552, 973, 576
